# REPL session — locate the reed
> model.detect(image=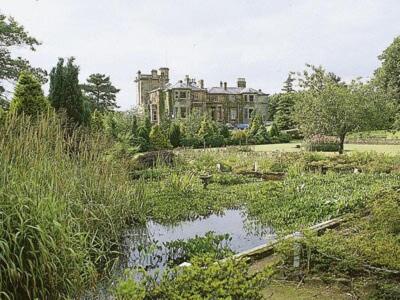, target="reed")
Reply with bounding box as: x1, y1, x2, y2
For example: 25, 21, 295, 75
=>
0, 113, 145, 299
